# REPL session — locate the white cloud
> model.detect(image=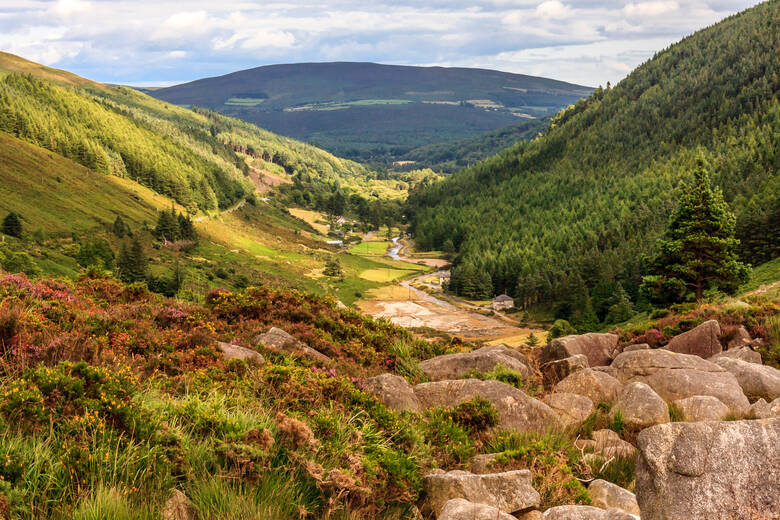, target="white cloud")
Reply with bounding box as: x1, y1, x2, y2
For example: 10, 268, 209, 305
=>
0, 0, 762, 86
